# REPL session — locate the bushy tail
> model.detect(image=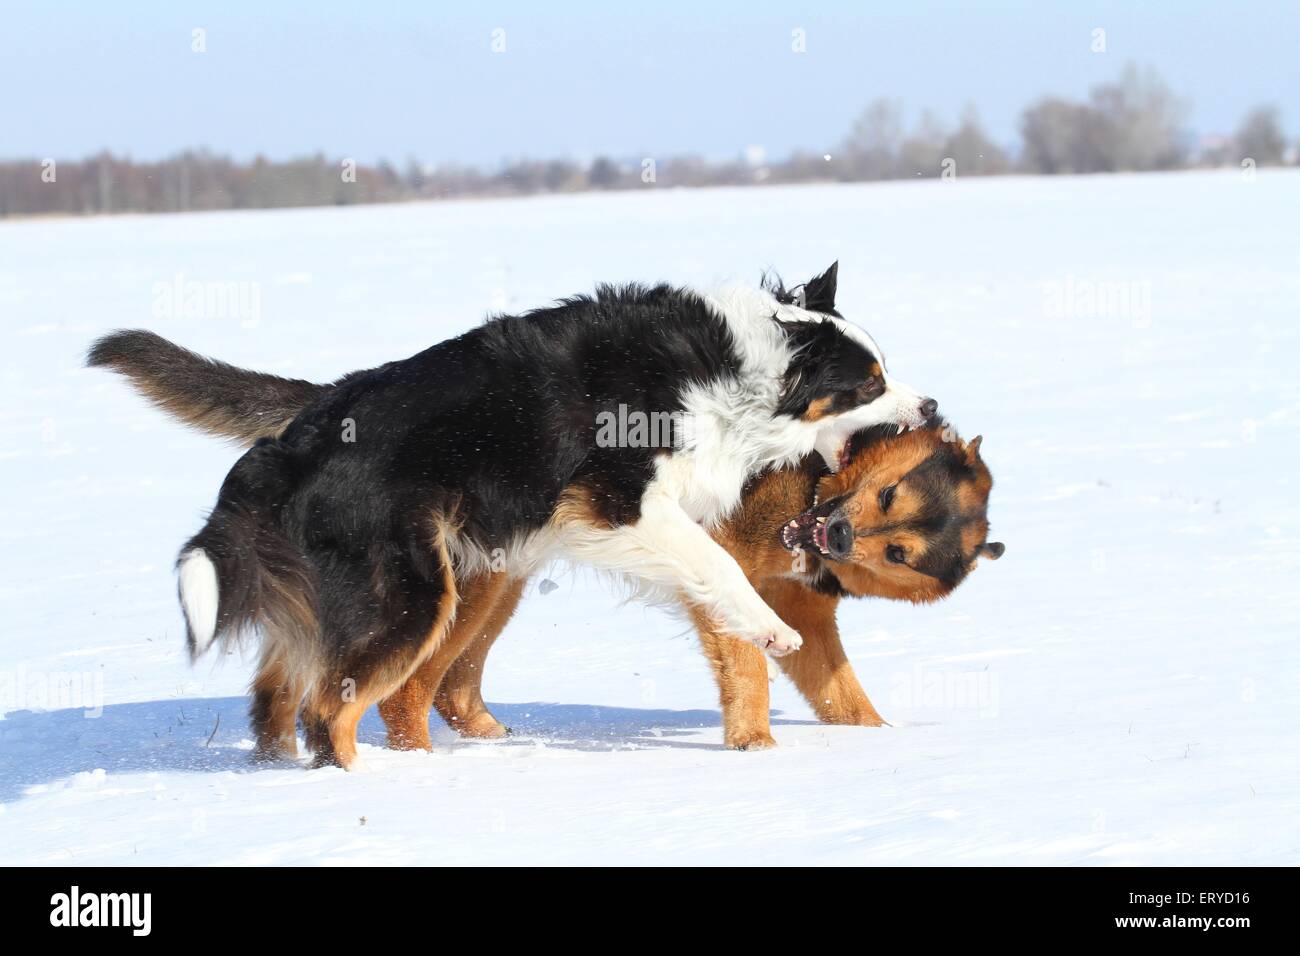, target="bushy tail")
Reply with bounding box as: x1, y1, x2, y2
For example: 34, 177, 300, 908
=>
87, 329, 329, 445
177, 441, 319, 670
